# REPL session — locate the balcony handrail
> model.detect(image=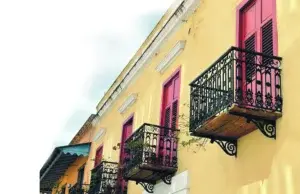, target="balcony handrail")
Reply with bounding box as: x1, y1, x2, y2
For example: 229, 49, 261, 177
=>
190, 46, 282, 86
189, 46, 283, 132
122, 122, 179, 184
125, 123, 179, 144
91, 160, 119, 173
232, 46, 282, 60
190, 84, 230, 93
143, 123, 180, 132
